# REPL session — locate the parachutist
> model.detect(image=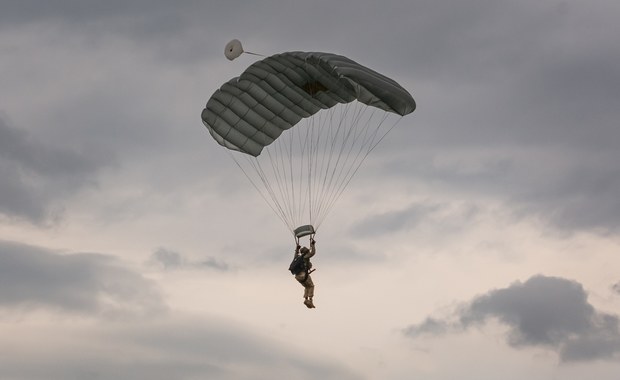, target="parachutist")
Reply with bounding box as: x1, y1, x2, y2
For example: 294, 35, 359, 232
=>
289, 238, 316, 308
